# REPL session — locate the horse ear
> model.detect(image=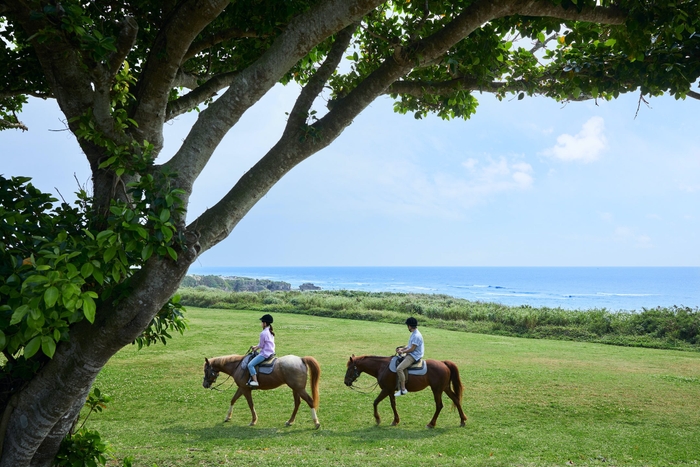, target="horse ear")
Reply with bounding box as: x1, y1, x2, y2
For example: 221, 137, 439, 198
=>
205, 358, 209, 364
